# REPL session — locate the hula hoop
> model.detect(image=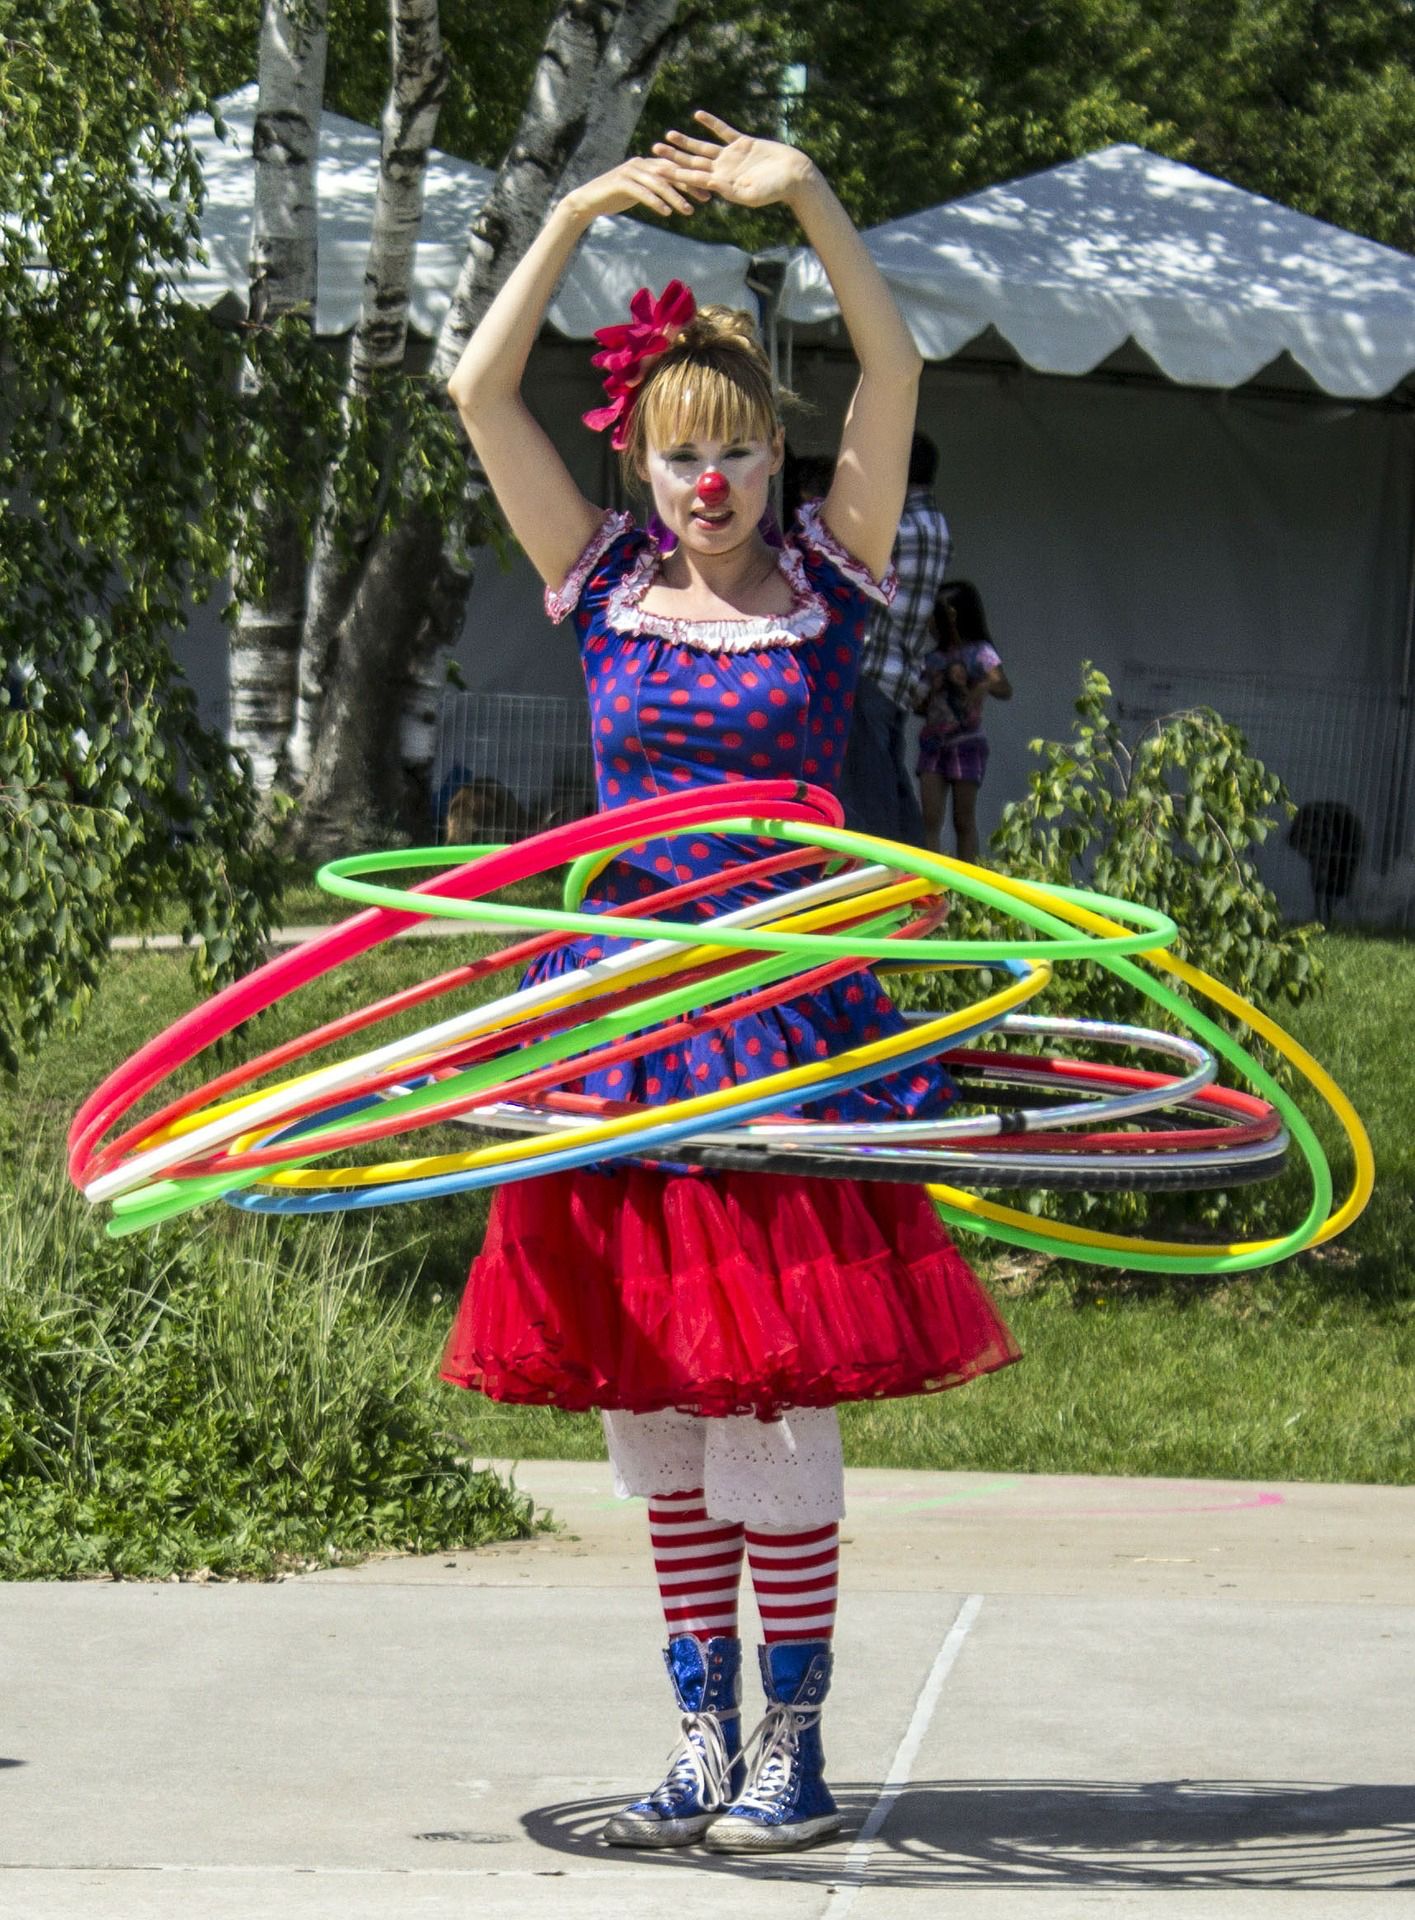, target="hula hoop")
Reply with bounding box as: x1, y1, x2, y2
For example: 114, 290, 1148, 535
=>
166, 815, 1175, 1202
633, 1138, 1291, 1191
69, 779, 845, 1187
88, 855, 938, 1208
97, 868, 964, 1230
116, 794, 1188, 1213
138, 871, 938, 1174
71, 784, 1369, 1276
143, 885, 953, 1185
81, 803, 1173, 1221
315, 822, 1179, 968
541, 815, 1354, 1274
179, 906, 948, 1175
913, 859, 1374, 1269
668, 1016, 1221, 1148
104, 803, 1164, 1222
429, 1018, 1287, 1192
149, 961, 1050, 1225
80, 842, 837, 1187
502, 1050, 1282, 1159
